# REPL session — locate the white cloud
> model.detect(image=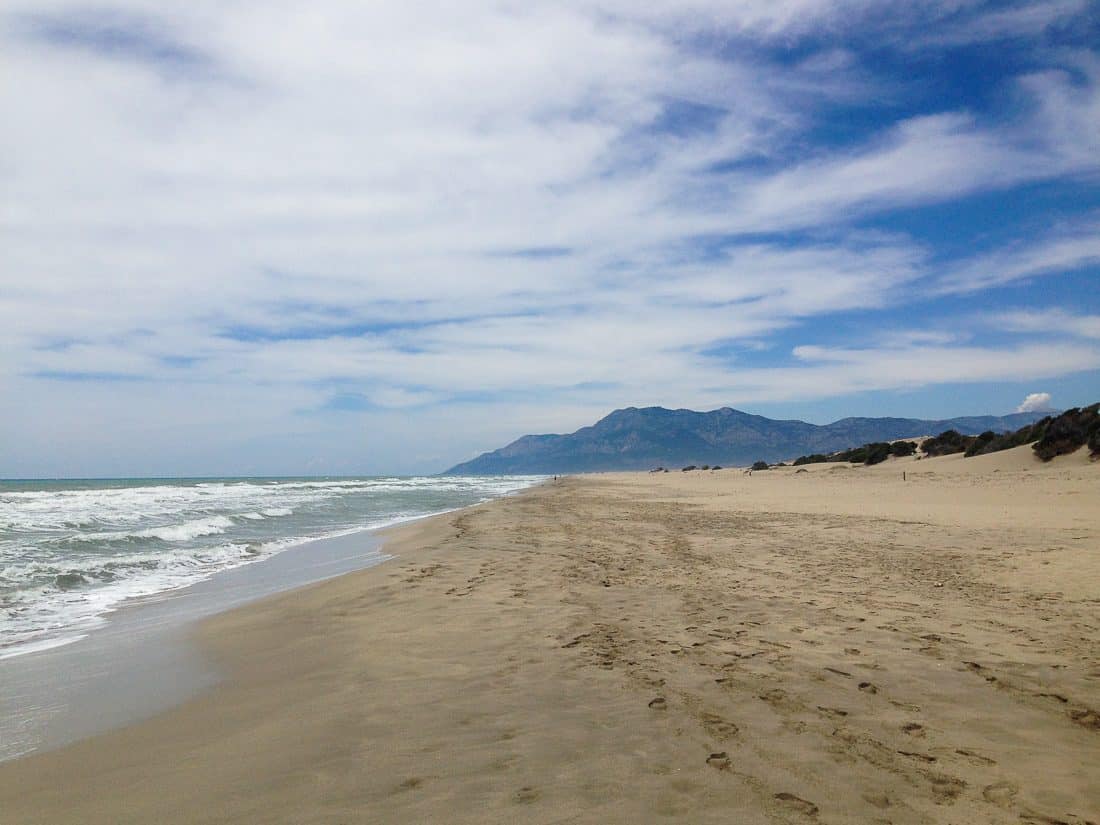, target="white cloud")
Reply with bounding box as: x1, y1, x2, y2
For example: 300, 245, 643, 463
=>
1017, 391, 1054, 412
722, 61, 1100, 234
937, 216, 1100, 294
993, 308, 1100, 339
585, 0, 1088, 43
916, 0, 1088, 46
1, 0, 1098, 473
780, 345, 1099, 399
